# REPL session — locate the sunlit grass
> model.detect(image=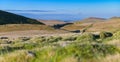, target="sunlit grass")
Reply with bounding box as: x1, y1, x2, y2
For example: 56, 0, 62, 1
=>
0, 31, 120, 62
